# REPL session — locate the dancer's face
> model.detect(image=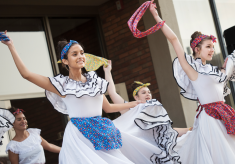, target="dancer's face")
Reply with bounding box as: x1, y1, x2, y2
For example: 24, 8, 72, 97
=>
13, 113, 28, 131
134, 87, 152, 102
195, 39, 214, 62
63, 44, 86, 69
